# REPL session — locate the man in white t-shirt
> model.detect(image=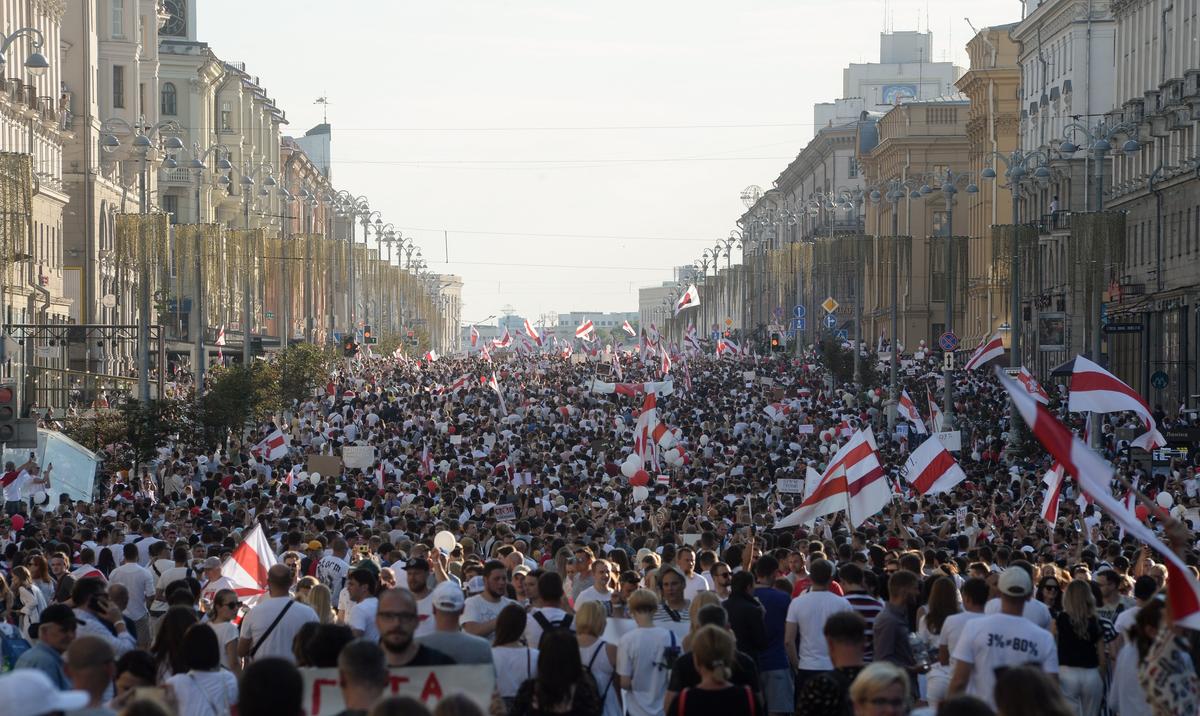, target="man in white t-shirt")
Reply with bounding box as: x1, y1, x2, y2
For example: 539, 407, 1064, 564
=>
238, 565, 318, 663
575, 559, 615, 606
316, 539, 352, 604
346, 568, 380, 642
199, 557, 235, 609
107, 542, 156, 647
404, 558, 438, 638
937, 576, 988, 668
983, 588, 1053, 629
525, 572, 575, 648
949, 567, 1059, 709
462, 560, 515, 640
784, 559, 852, 690
676, 546, 711, 600
618, 589, 676, 716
